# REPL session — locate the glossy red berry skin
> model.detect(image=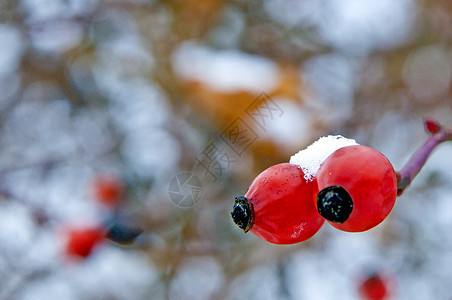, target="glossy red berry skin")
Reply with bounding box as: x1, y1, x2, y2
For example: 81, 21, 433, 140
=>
315, 145, 397, 232
231, 163, 324, 244
66, 227, 105, 258
358, 273, 391, 300
92, 175, 123, 206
